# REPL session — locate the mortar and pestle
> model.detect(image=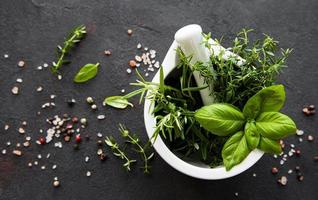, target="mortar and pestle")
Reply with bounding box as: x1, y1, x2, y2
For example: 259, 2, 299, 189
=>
144, 24, 264, 180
